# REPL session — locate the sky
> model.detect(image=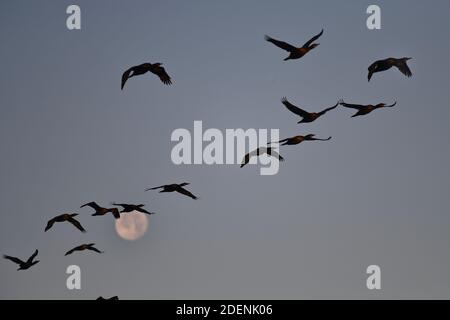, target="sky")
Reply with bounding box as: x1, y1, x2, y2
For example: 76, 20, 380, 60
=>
1, 0, 450, 299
